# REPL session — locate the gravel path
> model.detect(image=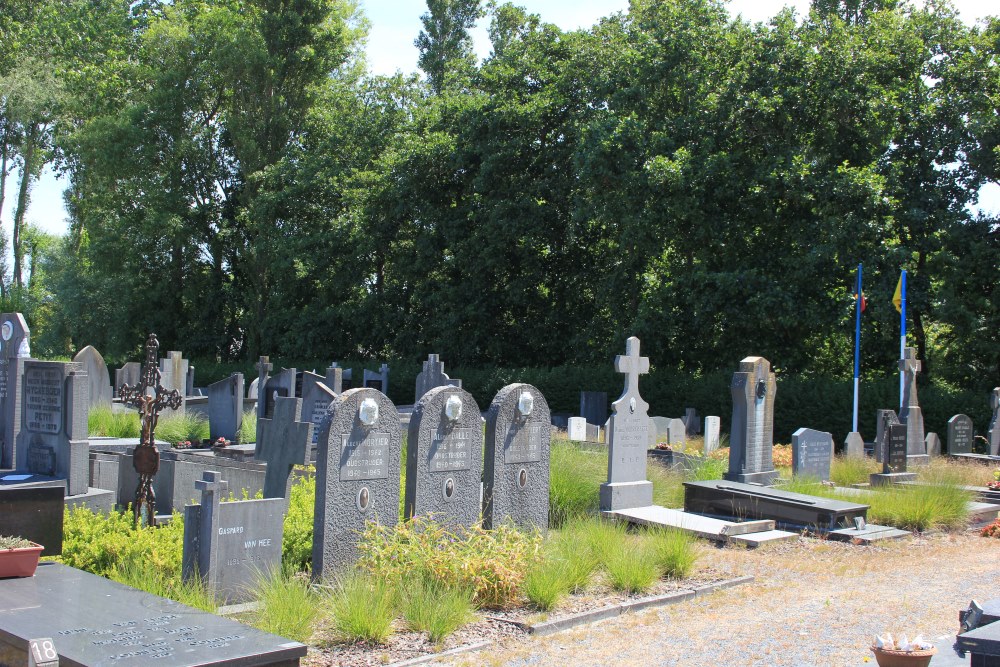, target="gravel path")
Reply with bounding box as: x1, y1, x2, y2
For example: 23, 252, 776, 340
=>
439, 531, 1000, 667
